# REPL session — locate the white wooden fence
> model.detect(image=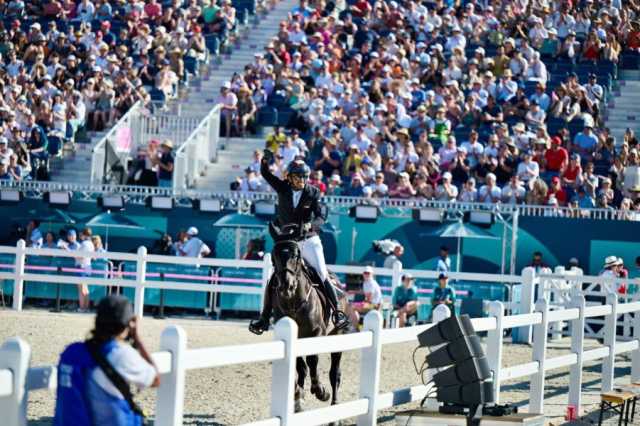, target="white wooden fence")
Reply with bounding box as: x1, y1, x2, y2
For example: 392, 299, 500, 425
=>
2, 240, 640, 341
2, 294, 640, 426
